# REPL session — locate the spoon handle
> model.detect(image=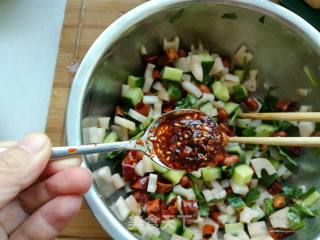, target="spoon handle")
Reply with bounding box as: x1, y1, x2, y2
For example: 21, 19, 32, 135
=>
0, 140, 143, 160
